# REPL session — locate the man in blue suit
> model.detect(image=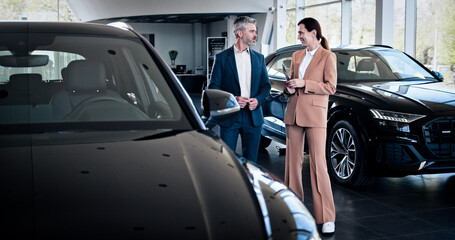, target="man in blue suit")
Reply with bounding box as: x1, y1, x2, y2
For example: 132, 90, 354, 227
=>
209, 16, 271, 162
